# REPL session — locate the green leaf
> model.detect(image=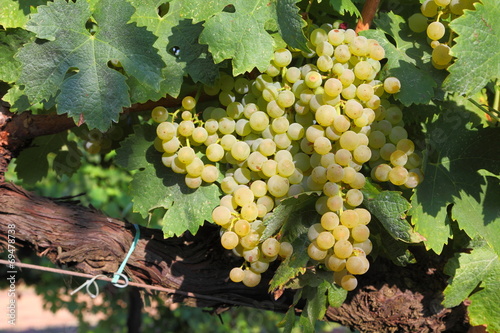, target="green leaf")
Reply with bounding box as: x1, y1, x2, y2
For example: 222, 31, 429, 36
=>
0, 29, 33, 83
410, 108, 500, 254
261, 192, 319, 241
199, 0, 277, 75
115, 124, 221, 237
14, 132, 74, 184
443, 0, 500, 95
16, 0, 164, 131
443, 239, 500, 331
327, 282, 348, 307
0, 0, 46, 29
361, 12, 437, 106
128, 0, 222, 102
276, 0, 309, 52
304, 283, 328, 322
269, 234, 310, 291
362, 179, 424, 243
328, 0, 361, 17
